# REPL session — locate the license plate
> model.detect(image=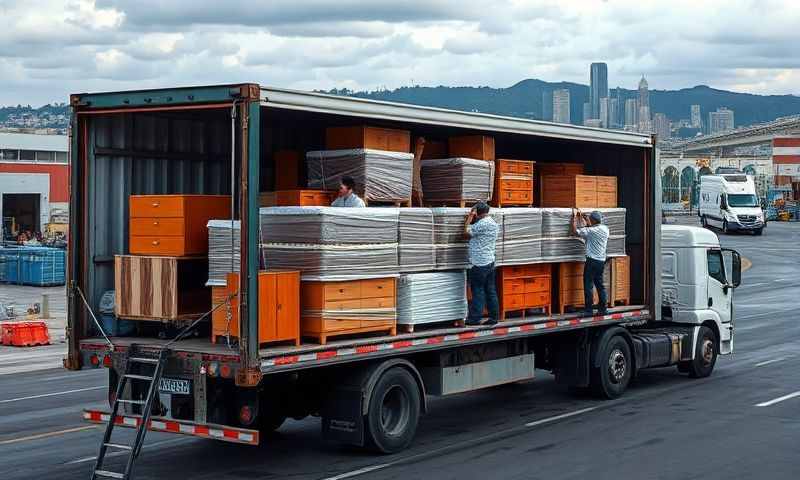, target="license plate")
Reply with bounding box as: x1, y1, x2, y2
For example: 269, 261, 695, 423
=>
158, 378, 191, 395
